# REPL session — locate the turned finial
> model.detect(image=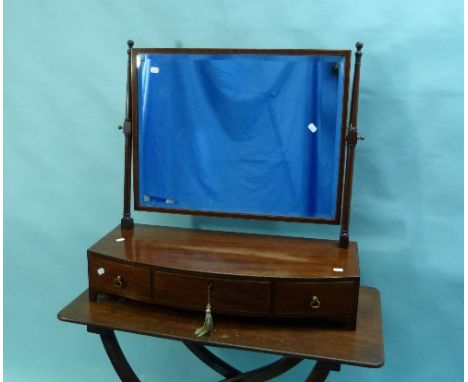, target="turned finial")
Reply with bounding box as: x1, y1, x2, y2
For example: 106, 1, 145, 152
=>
355, 42, 364, 64
127, 40, 134, 55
